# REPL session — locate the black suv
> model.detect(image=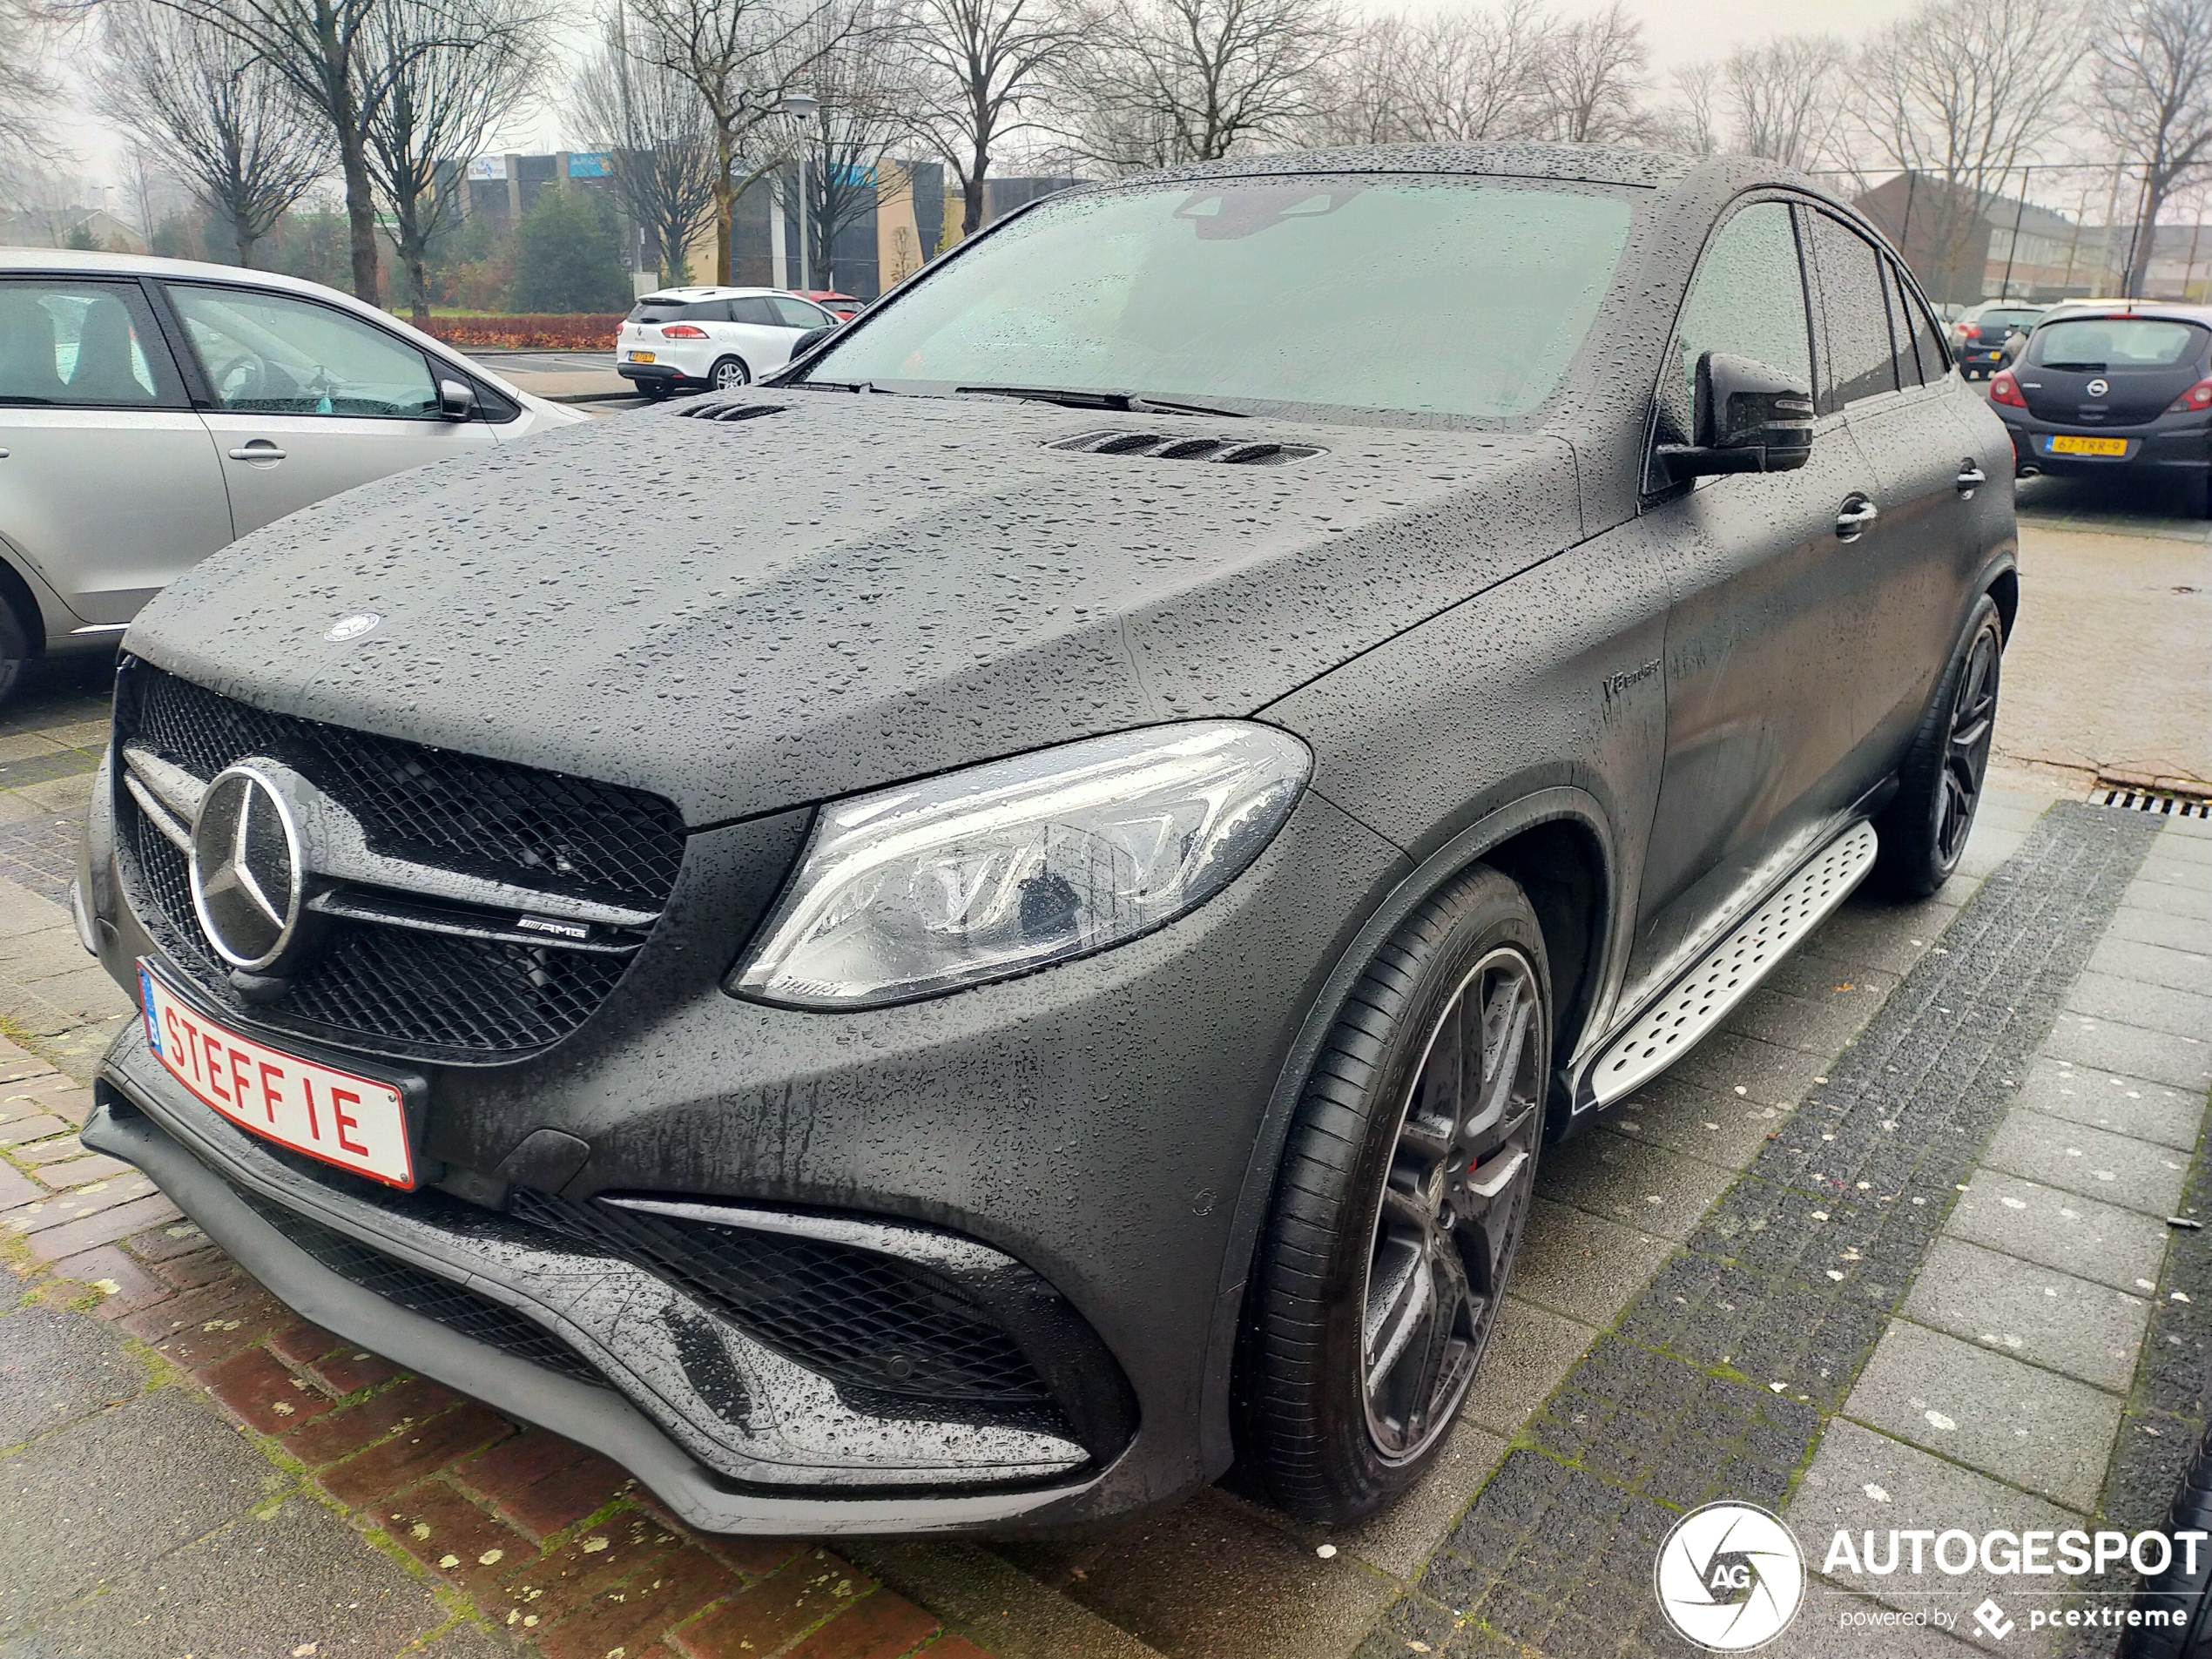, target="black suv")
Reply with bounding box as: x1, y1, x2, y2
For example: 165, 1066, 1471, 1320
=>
1990, 302, 2212, 516
77, 145, 2017, 1535
1951, 300, 2045, 379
